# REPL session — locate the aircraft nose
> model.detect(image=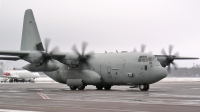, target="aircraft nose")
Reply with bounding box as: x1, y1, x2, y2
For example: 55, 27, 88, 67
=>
151, 67, 168, 83
157, 67, 168, 79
